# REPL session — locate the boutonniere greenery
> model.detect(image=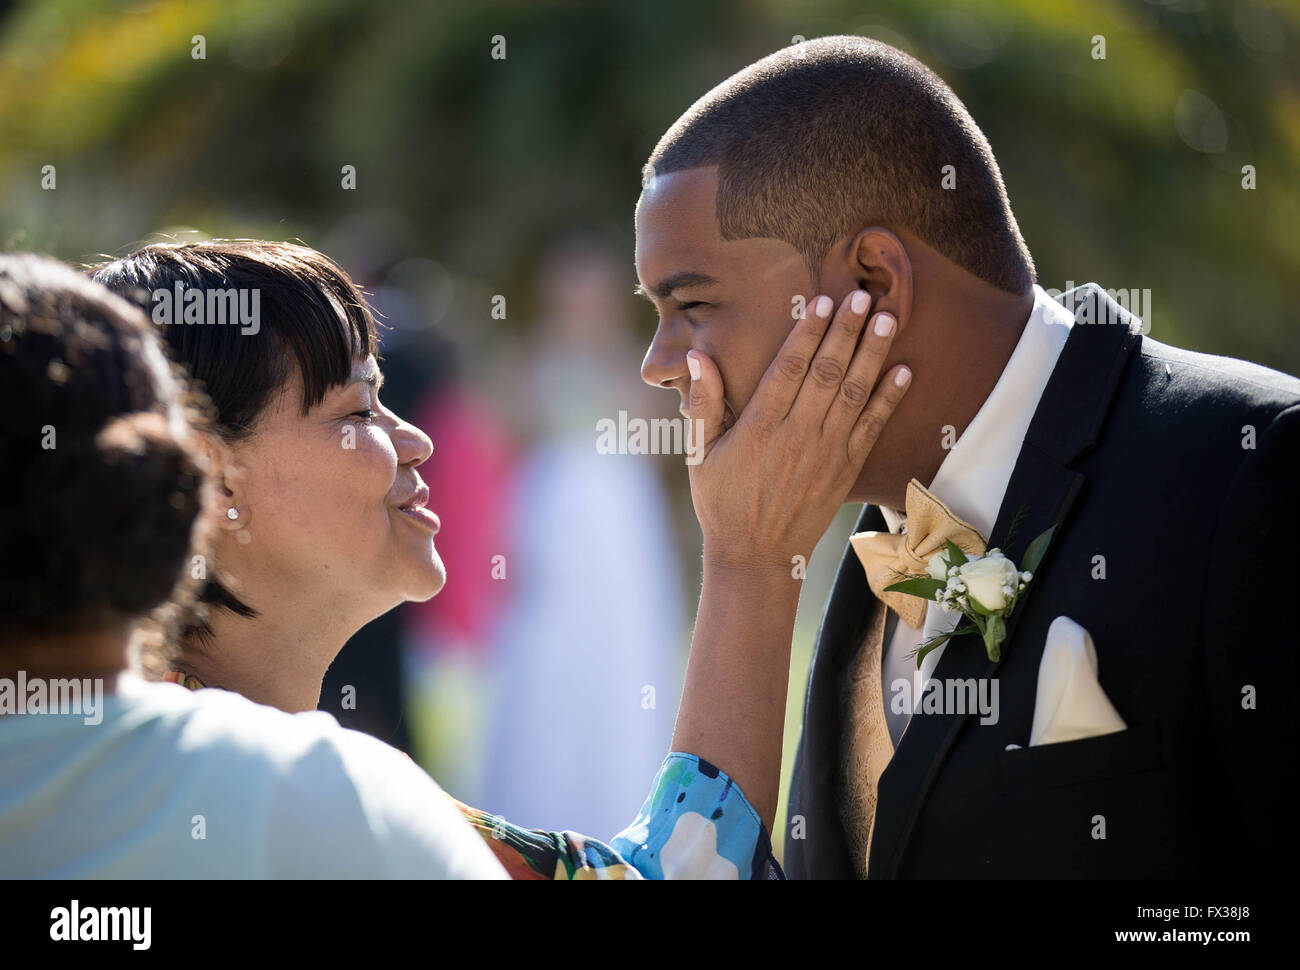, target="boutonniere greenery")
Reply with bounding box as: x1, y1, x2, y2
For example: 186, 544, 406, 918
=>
884, 524, 1055, 666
